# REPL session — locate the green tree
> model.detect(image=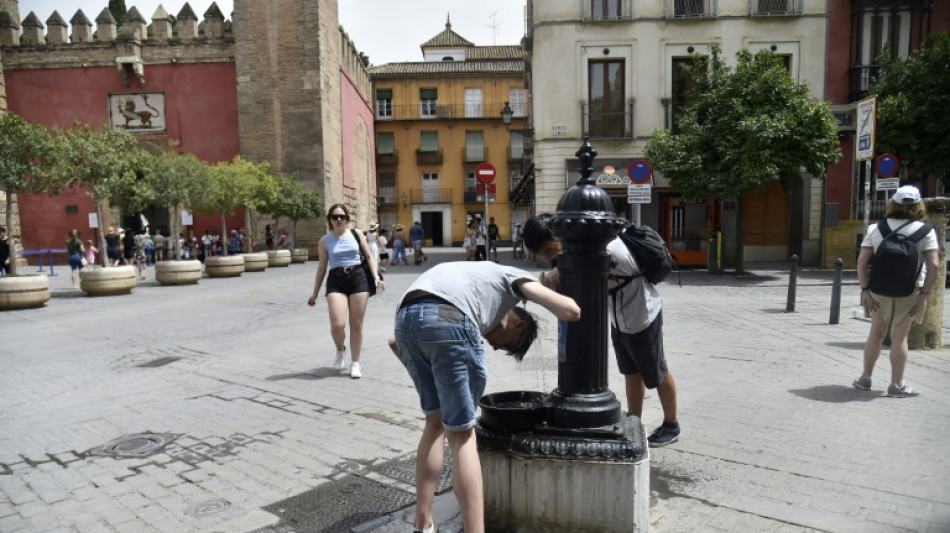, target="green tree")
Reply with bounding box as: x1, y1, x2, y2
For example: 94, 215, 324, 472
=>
53, 122, 146, 267
109, 0, 127, 24
0, 112, 59, 276
646, 45, 840, 271
358, 51, 370, 68
265, 174, 322, 245
140, 151, 211, 260
871, 31, 950, 187
192, 156, 270, 256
